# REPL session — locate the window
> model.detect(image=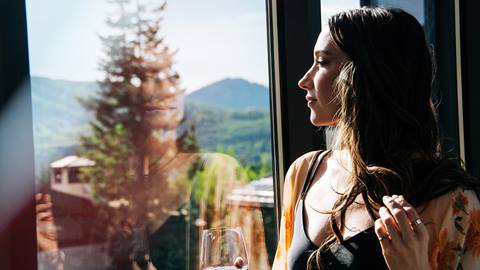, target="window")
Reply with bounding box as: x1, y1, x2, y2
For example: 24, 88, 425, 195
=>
27, 0, 276, 269
67, 168, 80, 184
53, 168, 62, 184
321, 0, 360, 26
